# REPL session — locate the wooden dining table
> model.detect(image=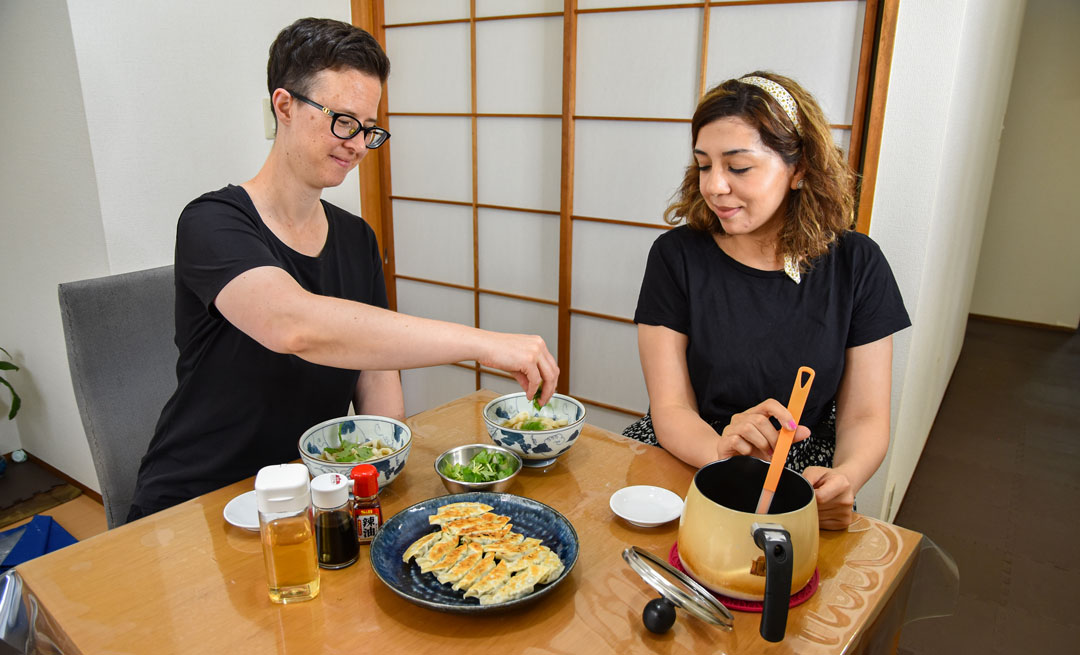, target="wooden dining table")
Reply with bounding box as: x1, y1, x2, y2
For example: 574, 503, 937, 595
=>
14, 390, 925, 654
